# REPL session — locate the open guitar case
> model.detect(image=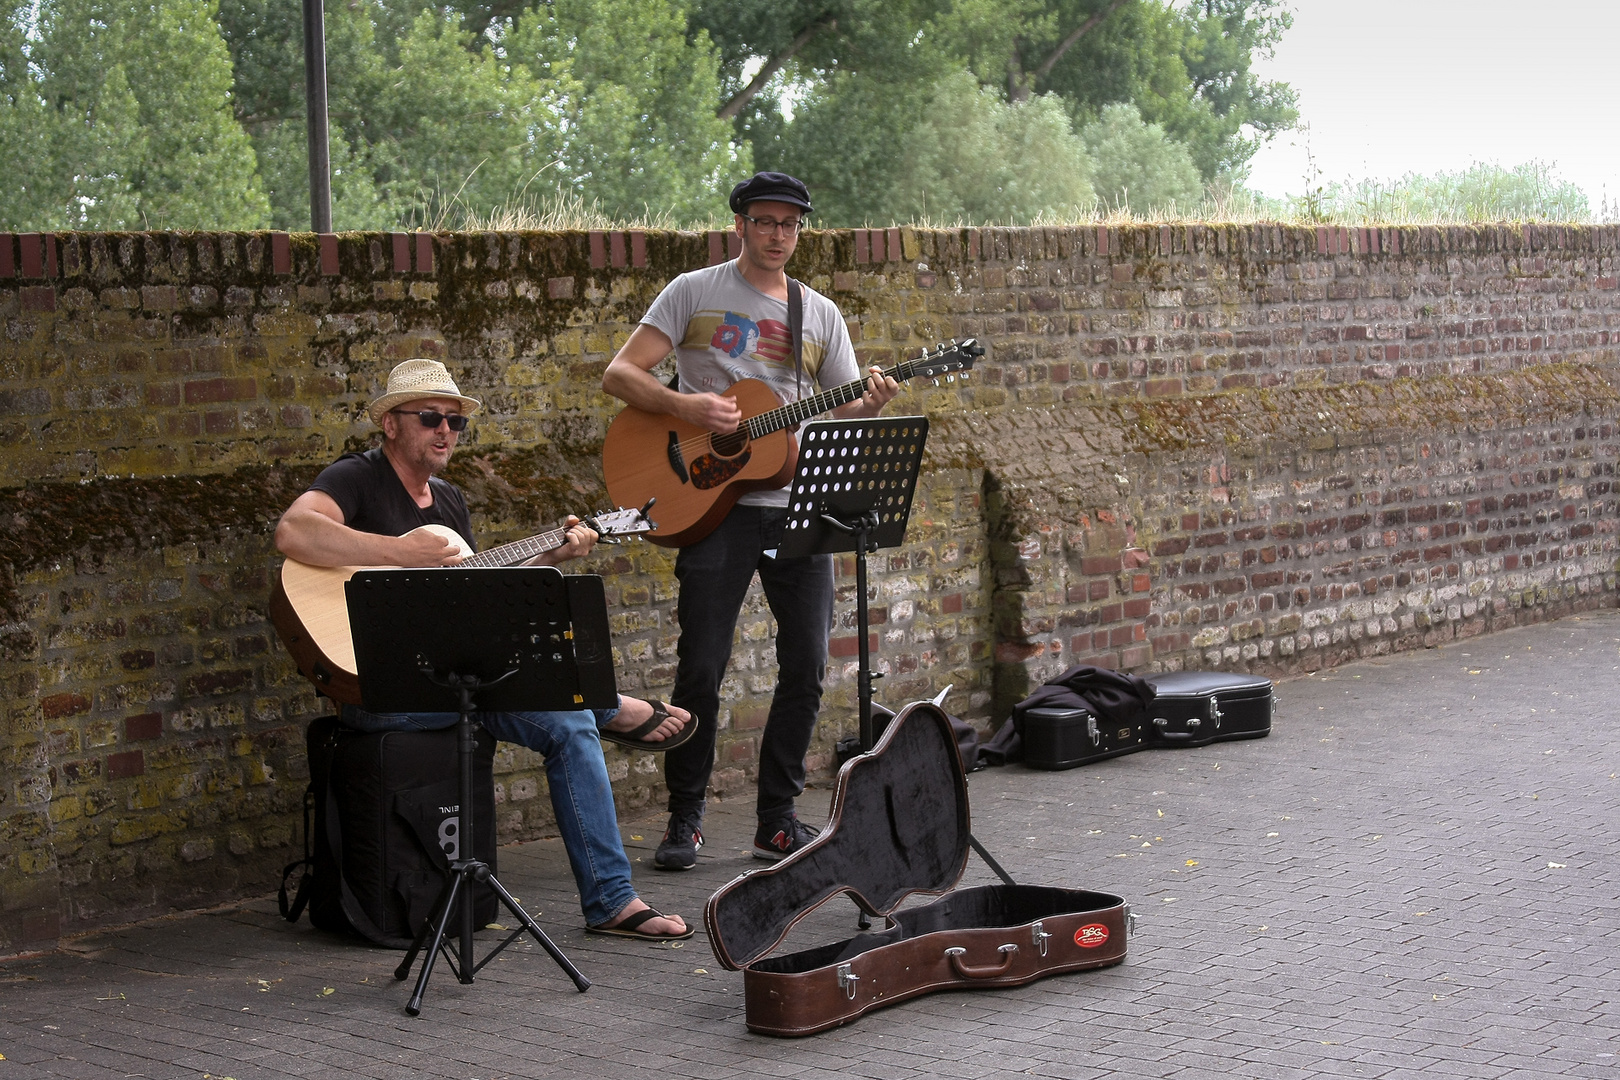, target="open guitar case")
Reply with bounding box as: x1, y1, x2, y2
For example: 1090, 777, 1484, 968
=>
705, 700, 1132, 1037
